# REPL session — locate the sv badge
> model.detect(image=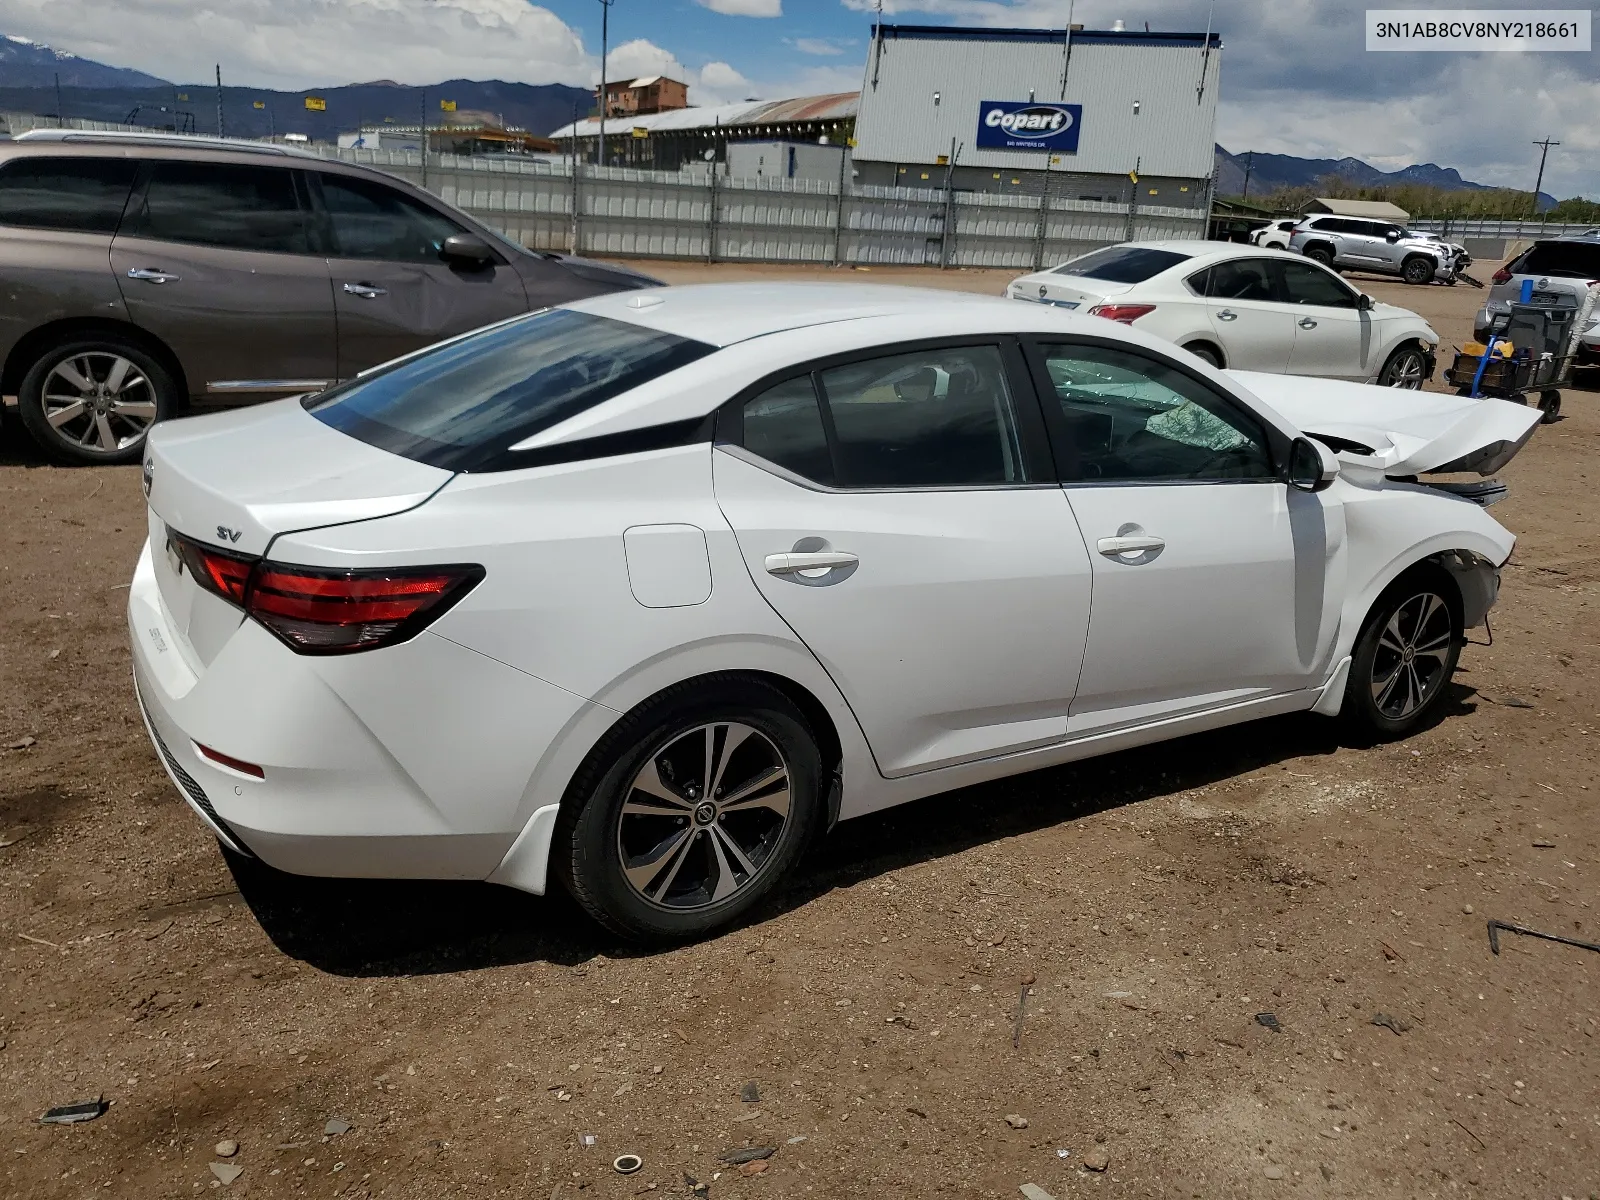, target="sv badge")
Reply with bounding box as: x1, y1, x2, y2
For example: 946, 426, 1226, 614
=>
217, 525, 242, 544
